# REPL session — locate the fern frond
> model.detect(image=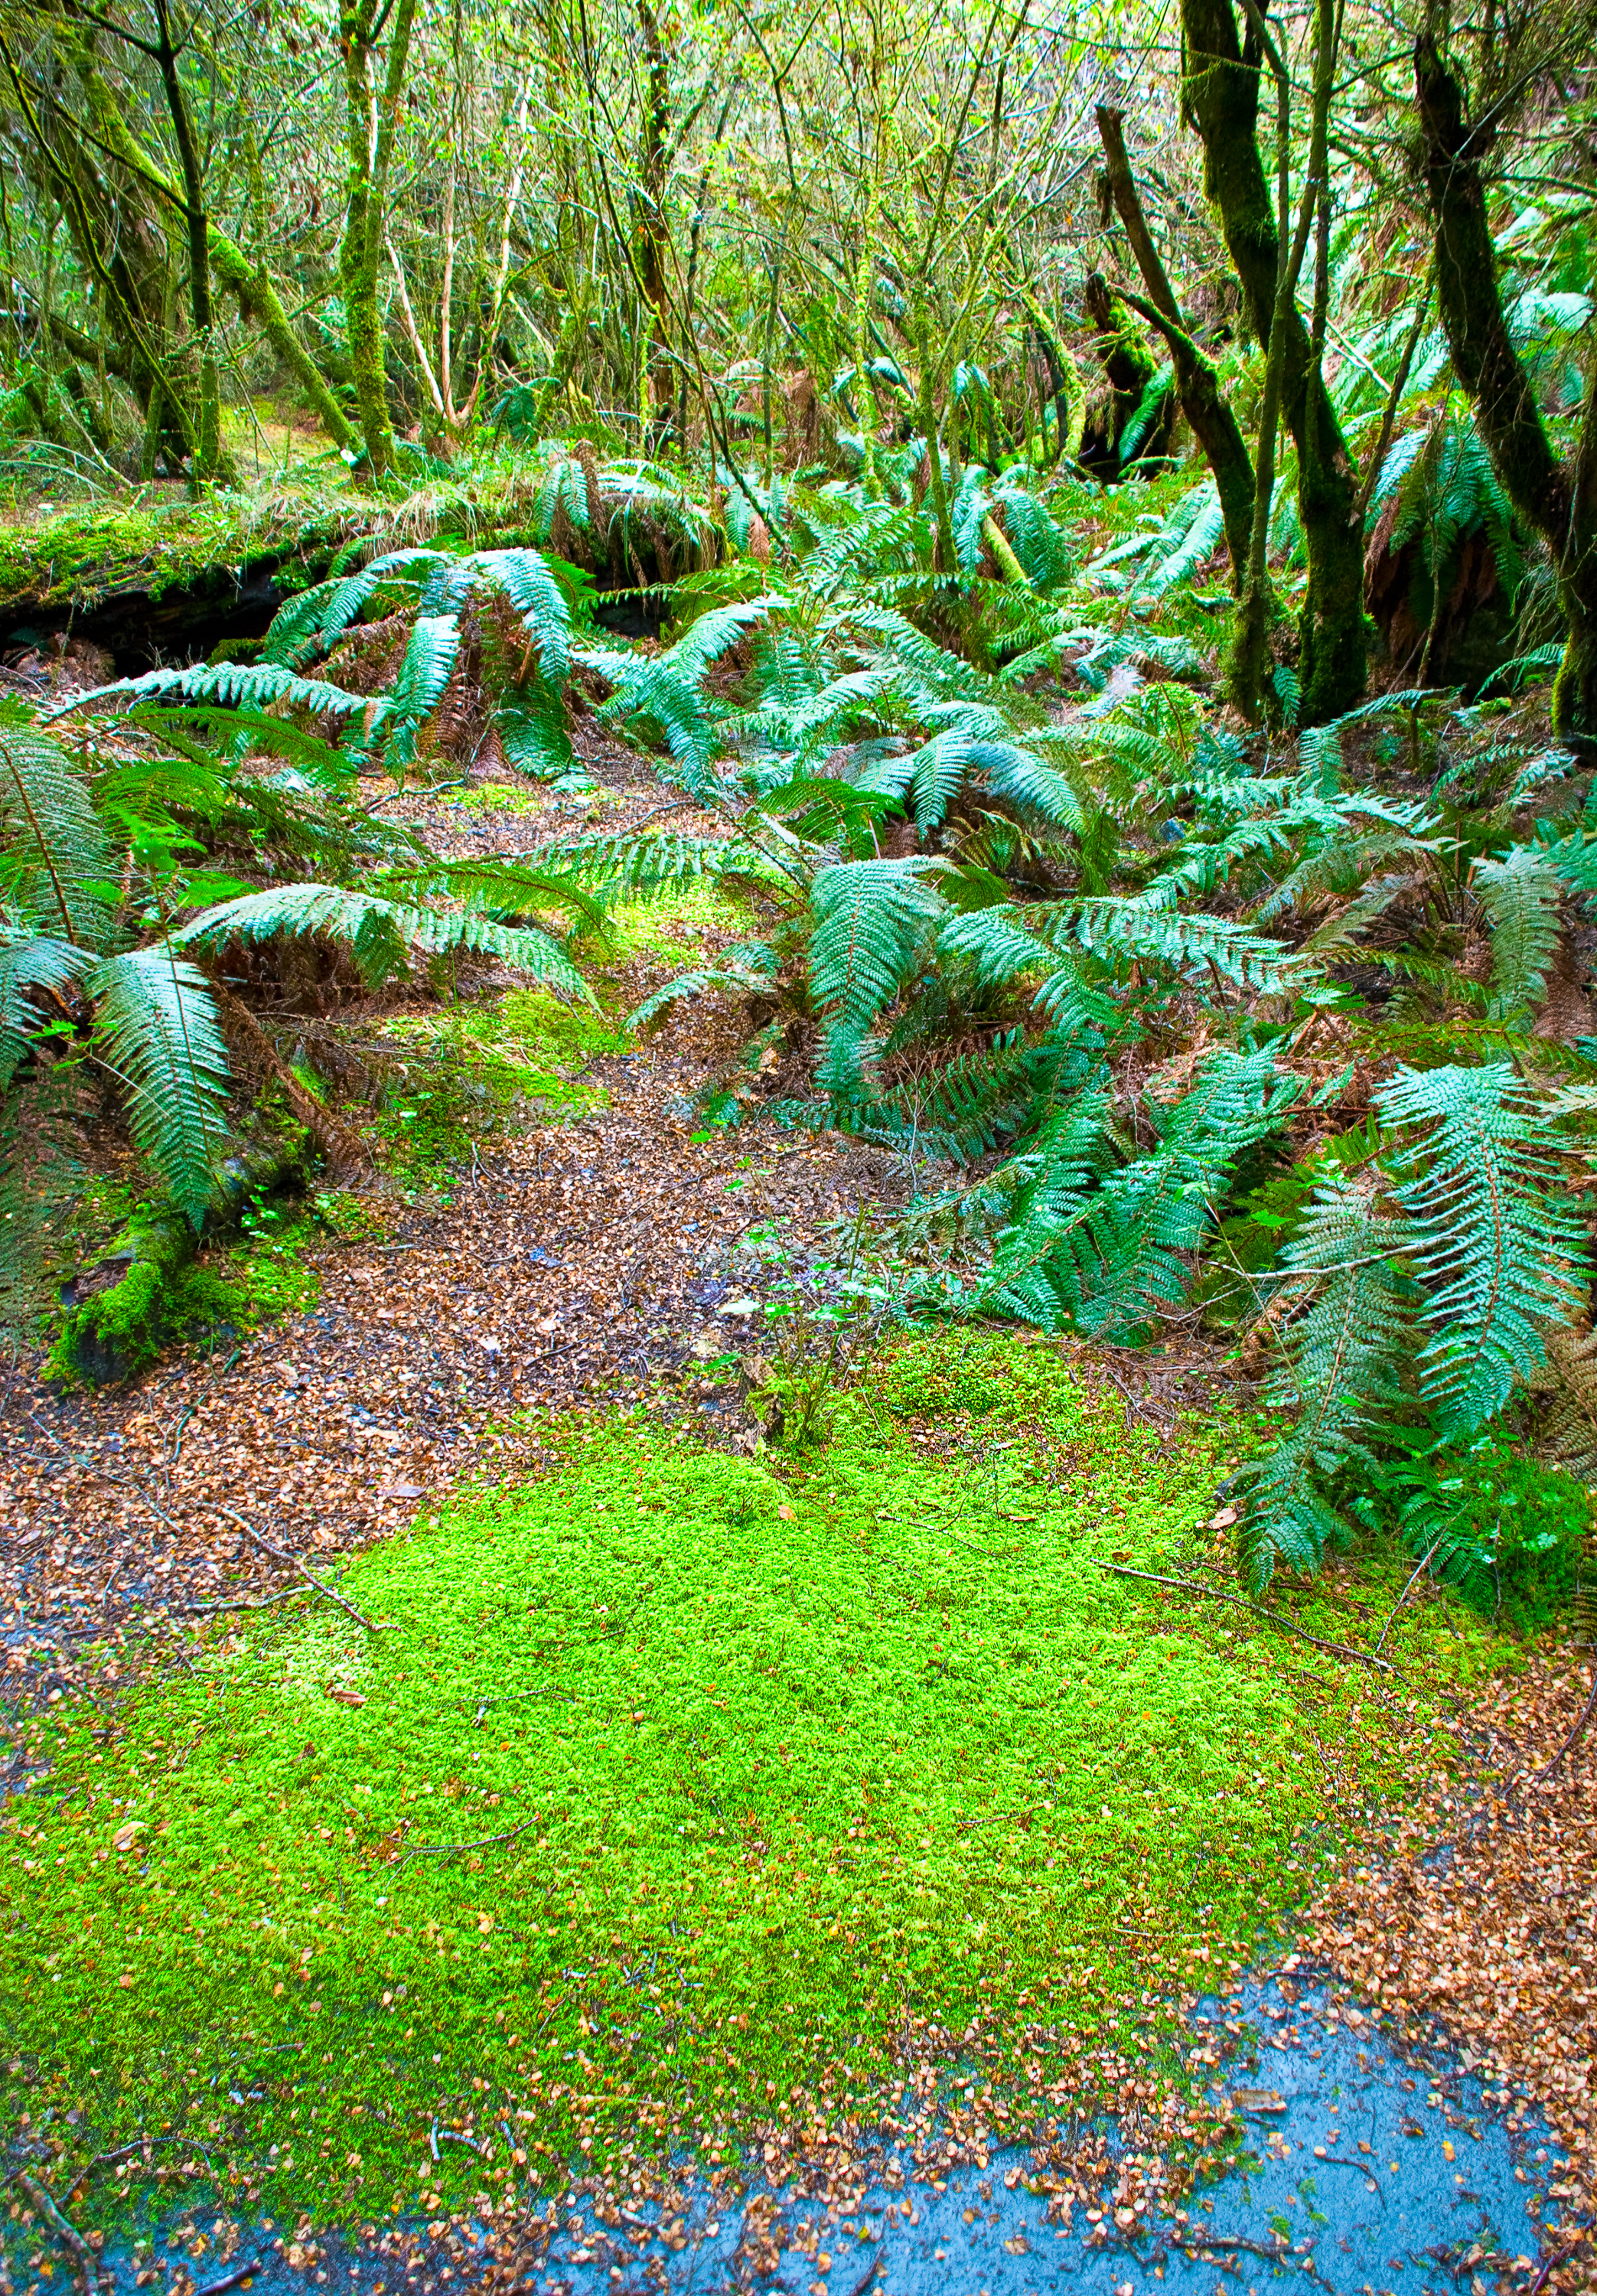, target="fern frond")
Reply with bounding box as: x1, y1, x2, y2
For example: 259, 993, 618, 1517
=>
56, 660, 374, 722
1473, 845, 1563, 1023
0, 930, 90, 1090
384, 615, 462, 777
0, 723, 117, 945
86, 947, 230, 1226
1236, 1175, 1415, 1590
807, 859, 948, 1030
1377, 1062, 1589, 1434
177, 881, 590, 1000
